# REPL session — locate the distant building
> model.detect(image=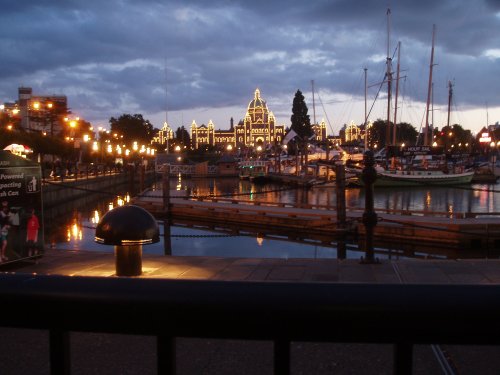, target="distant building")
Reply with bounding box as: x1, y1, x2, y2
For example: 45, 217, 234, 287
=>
17, 87, 69, 135
343, 121, 362, 142
488, 122, 500, 132
190, 89, 286, 150
153, 121, 174, 146
339, 120, 372, 146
